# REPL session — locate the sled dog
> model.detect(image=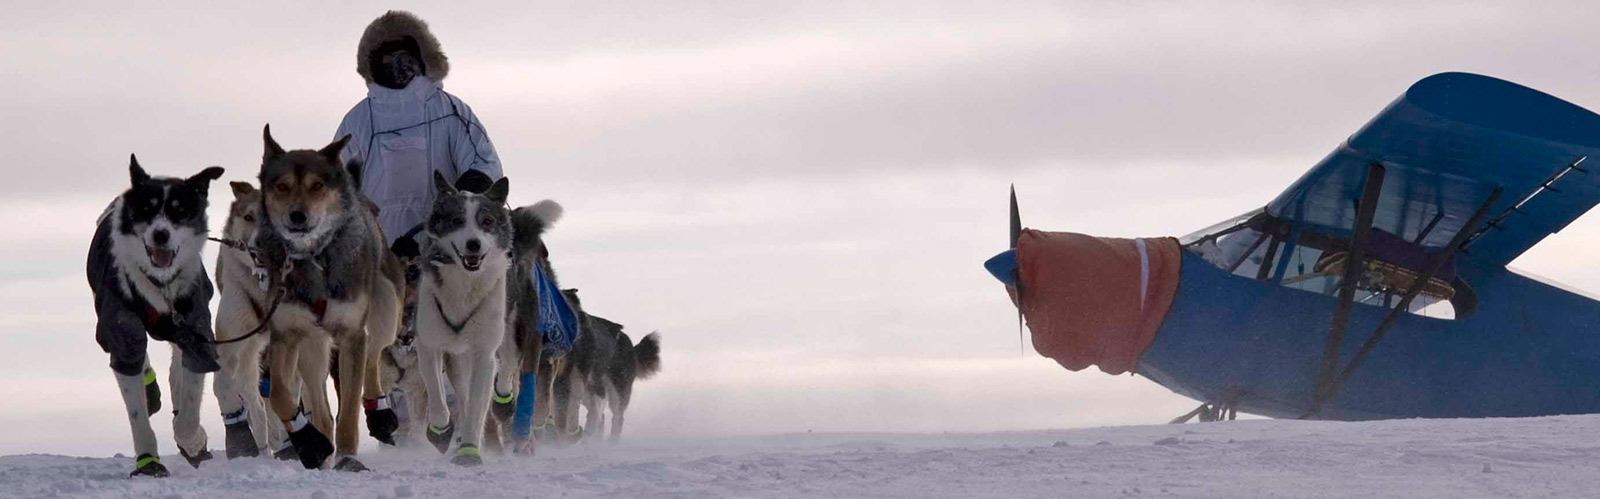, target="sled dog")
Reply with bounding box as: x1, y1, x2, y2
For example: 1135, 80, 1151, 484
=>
252, 125, 403, 471
552, 290, 661, 443
413, 171, 514, 465
86, 157, 224, 477
484, 199, 568, 454
210, 181, 293, 460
